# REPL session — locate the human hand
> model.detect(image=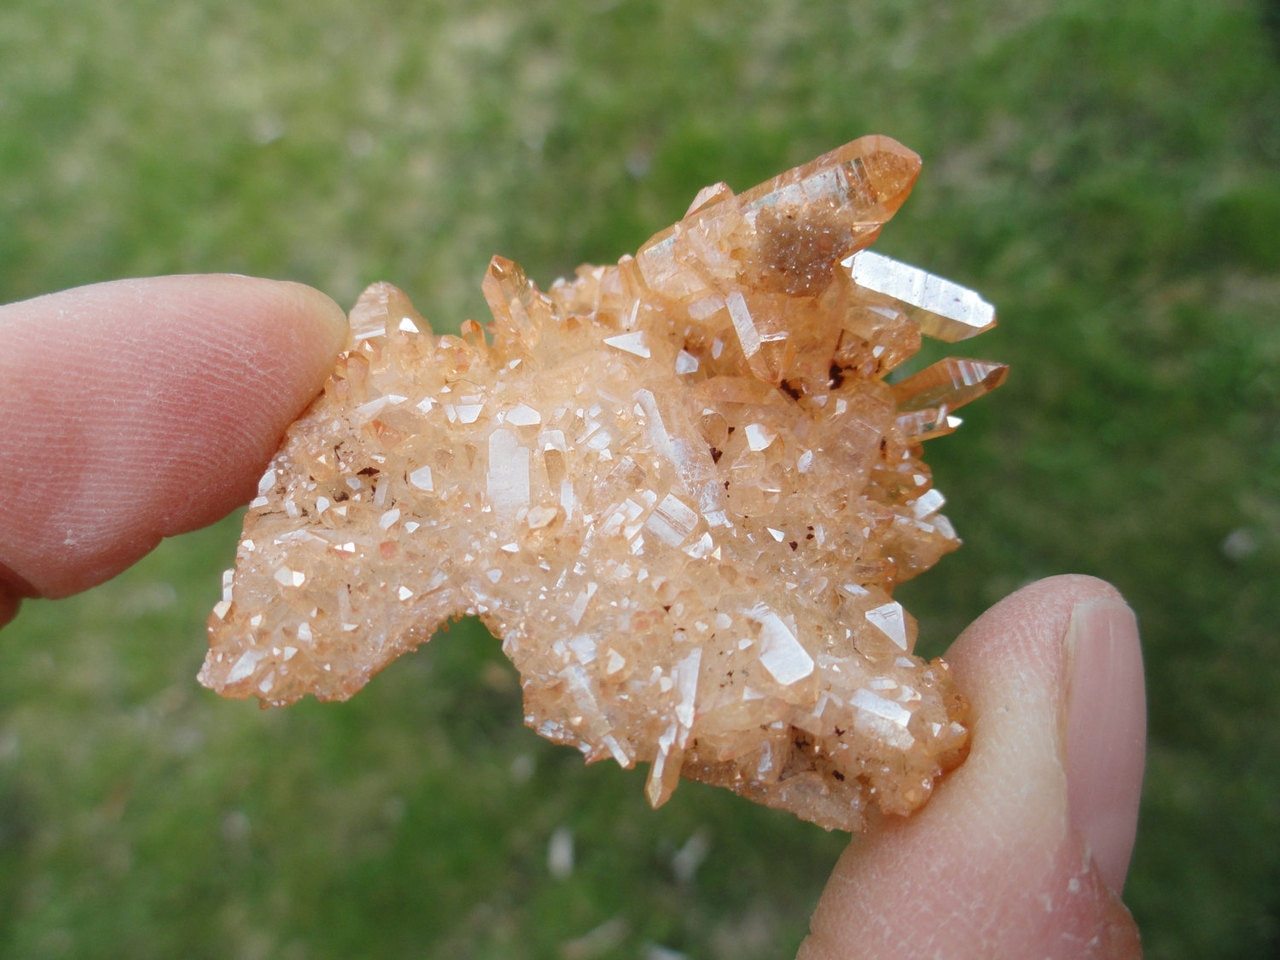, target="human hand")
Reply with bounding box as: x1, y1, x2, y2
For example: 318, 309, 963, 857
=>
0, 277, 1145, 957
